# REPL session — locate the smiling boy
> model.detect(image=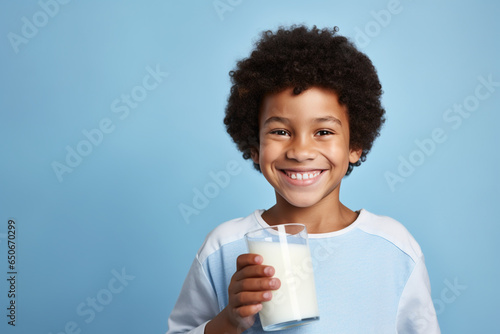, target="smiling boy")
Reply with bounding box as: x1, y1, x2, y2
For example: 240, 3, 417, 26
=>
167, 25, 440, 334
